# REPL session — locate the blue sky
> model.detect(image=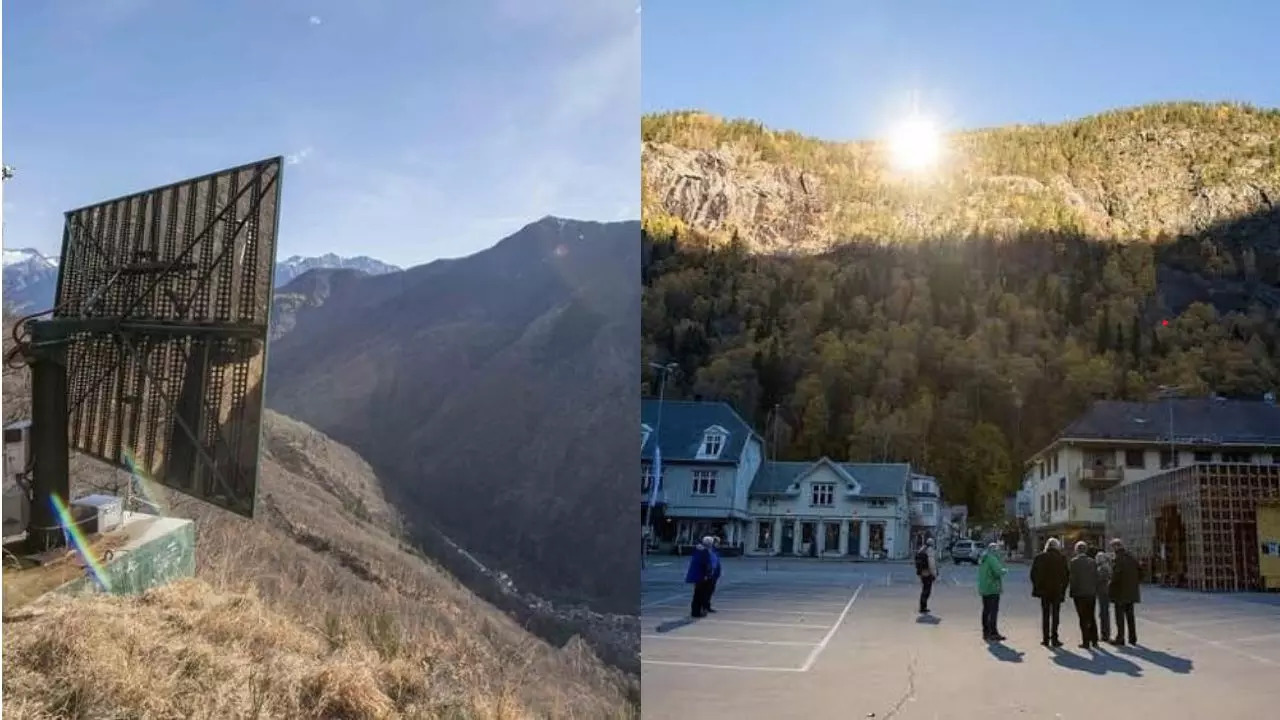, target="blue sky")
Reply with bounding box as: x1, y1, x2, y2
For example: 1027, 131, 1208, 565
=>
643, 0, 1280, 141
4, 0, 638, 268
